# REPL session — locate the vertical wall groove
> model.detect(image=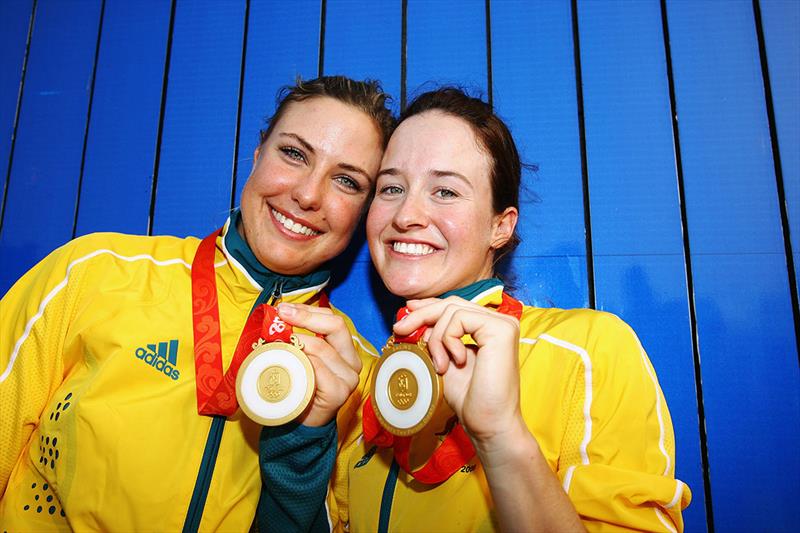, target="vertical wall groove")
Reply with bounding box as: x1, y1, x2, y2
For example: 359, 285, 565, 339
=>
0, 0, 38, 236
400, 0, 408, 111
71, 0, 106, 238
318, 0, 327, 77
659, 1, 715, 530
230, 0, 251, 212
752, 0, 800, 364
485, 0, 493, 108
147, 0, 177, 236
569, 0, 596, 309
